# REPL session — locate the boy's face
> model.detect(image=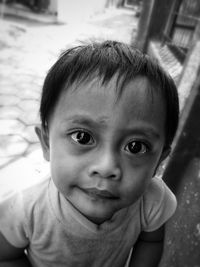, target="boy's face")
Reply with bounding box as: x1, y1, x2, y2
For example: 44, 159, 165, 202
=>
37, 76, 167, 224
